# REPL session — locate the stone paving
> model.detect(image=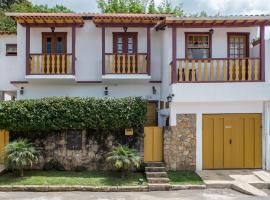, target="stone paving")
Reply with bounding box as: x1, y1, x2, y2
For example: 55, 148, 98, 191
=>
198, 170, 270, 196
